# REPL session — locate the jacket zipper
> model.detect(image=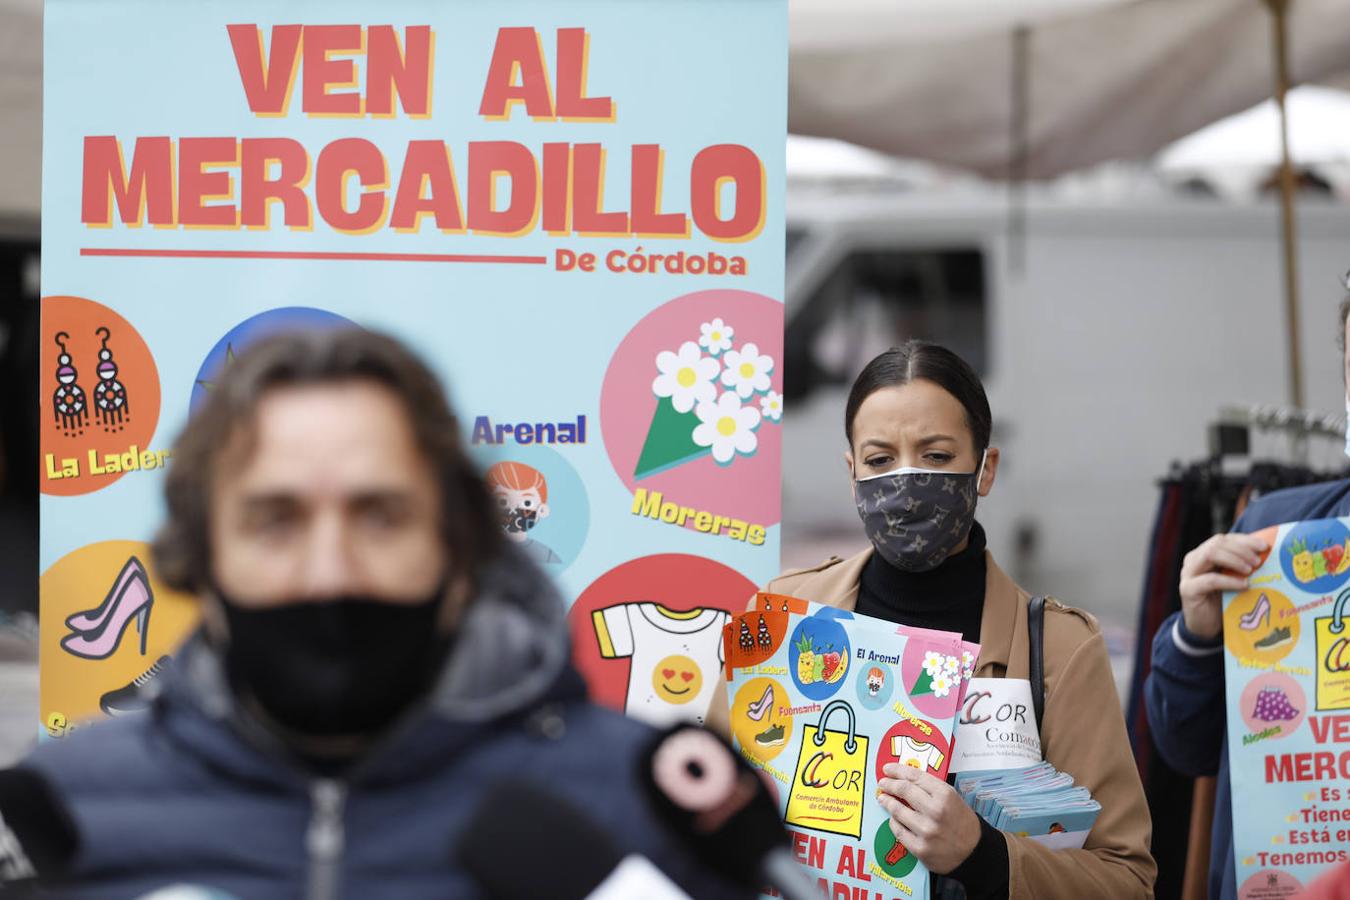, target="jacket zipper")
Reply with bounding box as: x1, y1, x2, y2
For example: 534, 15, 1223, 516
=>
305, 778, 347, 900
